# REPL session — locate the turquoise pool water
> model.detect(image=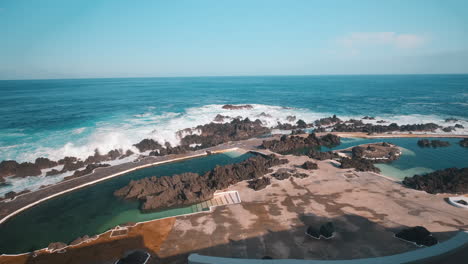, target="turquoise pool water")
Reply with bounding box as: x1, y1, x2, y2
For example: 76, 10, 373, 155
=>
0, 151, 252, 254
326, 137, 468, 179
